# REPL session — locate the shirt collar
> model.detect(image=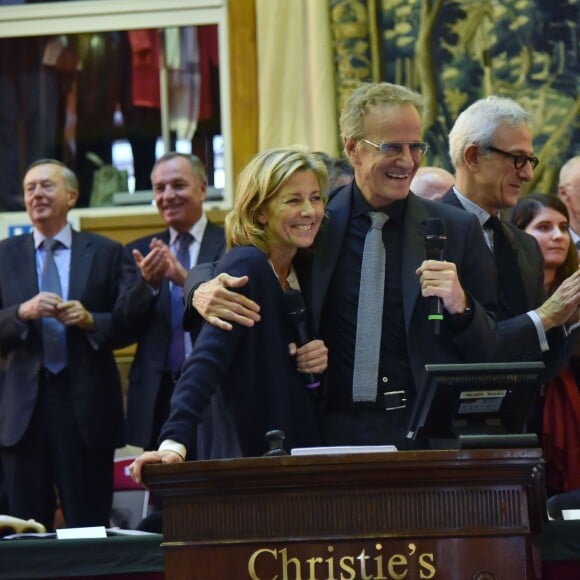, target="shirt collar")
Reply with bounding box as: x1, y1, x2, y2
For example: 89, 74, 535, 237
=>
33, 223, 73, 250
352, 181, 407, 223
452, 187, 493, 227
169, 213, 208, 245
